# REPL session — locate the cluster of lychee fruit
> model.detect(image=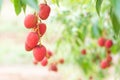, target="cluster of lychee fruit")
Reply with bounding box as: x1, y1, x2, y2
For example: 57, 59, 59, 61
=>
48, 58, 64, 72
98, 37, 113, 69
80, 37, 113, 69
24, 1, 51, 67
